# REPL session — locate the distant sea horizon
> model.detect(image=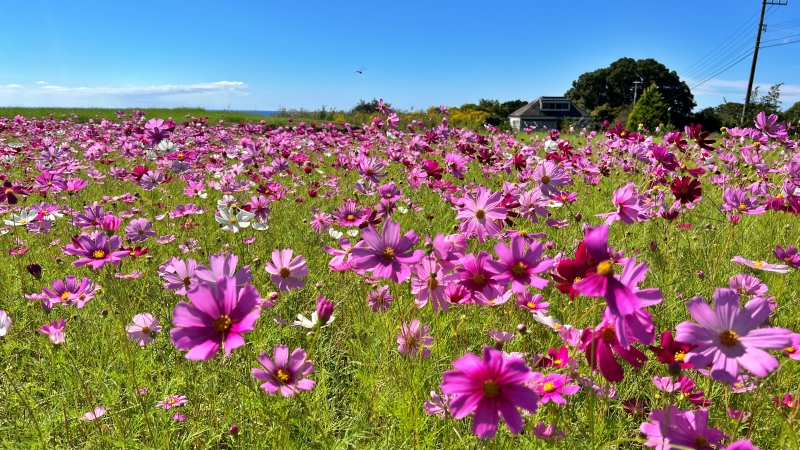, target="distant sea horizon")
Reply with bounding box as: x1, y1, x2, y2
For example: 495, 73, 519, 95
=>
230, 110, 281, 117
